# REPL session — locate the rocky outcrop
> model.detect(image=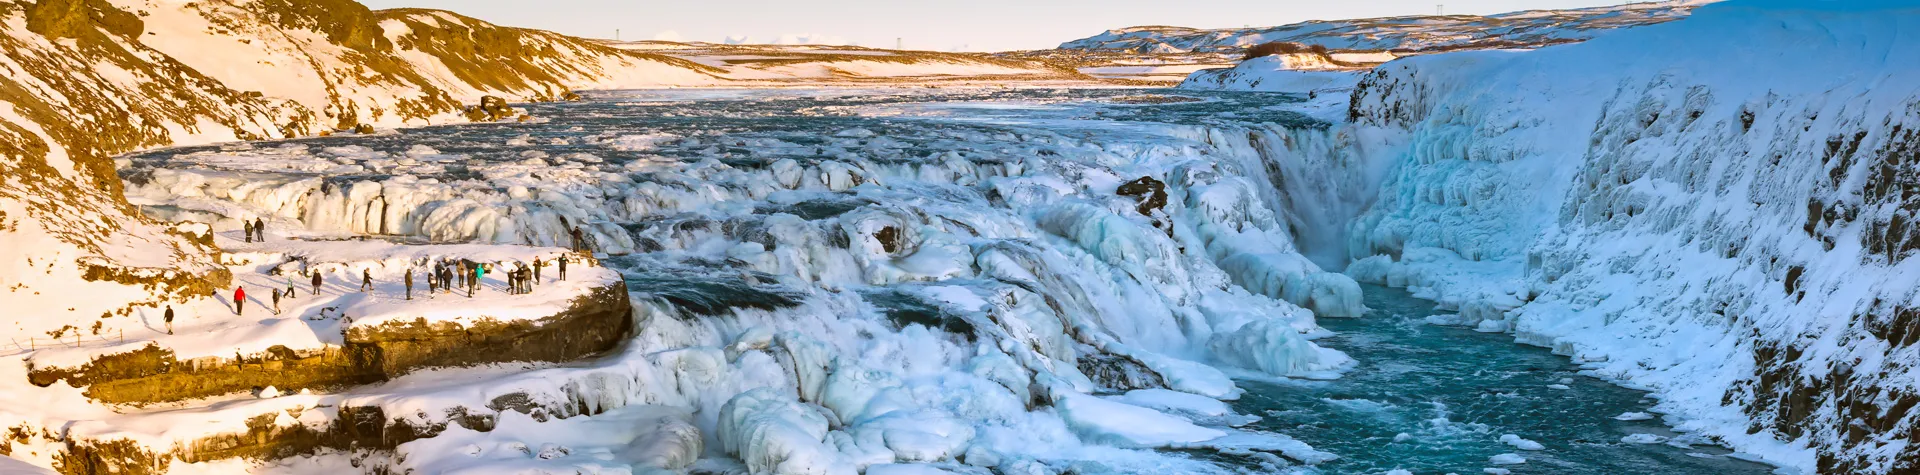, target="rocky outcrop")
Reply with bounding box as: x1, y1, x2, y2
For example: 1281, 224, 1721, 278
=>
462, 95, 516, 122
27, 281, 633, 405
